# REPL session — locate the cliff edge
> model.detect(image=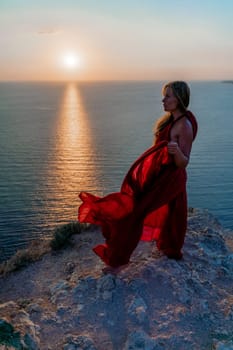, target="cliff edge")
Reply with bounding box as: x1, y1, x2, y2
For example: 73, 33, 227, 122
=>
0, 208, 233, 350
